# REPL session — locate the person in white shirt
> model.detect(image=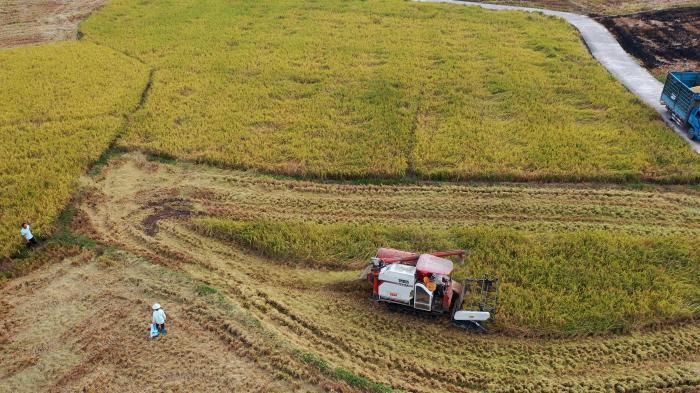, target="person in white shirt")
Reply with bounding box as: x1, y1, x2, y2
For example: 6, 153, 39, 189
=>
152, 303, 167, 337
20, 223, 38, 248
